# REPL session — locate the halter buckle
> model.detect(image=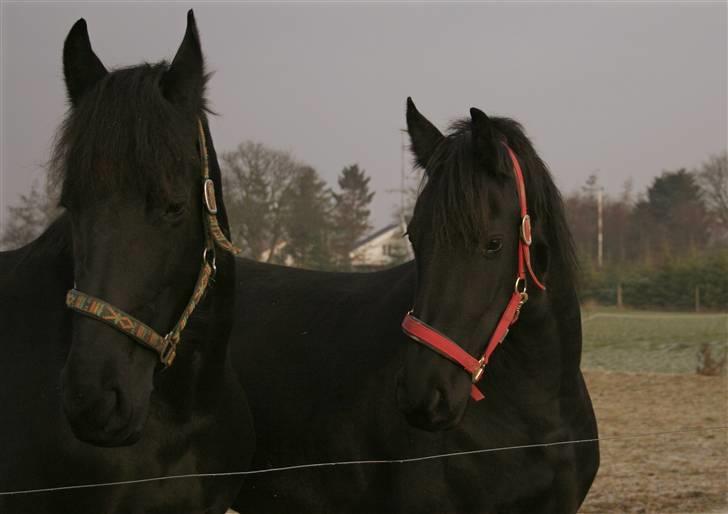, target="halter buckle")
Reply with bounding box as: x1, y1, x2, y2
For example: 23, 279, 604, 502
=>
520, 214, 532, 245
472, 359, 486, 383
203, 179, 218, 215
160, 334, 177, 367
